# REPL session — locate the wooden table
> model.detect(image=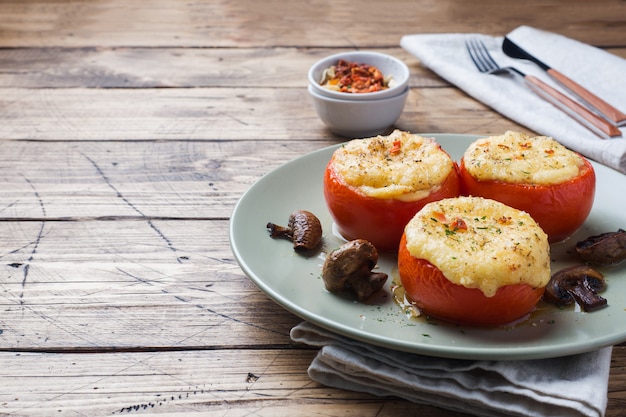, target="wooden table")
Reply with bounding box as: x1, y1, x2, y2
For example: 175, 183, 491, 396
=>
0, 1, 624, 415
